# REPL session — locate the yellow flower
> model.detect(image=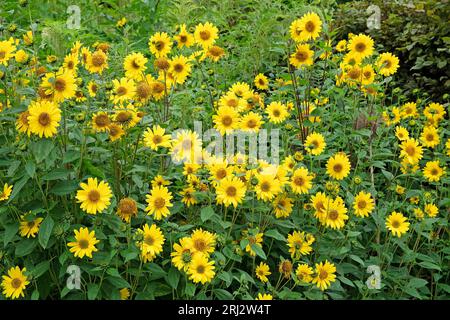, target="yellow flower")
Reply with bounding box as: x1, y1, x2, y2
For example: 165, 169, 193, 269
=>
424, 203, 438, 218
336, 39, 347, 52
0, 38, 16, 66
124, 52, 148, 80
168, 55, 191, 84
255, 262, 271, 283
14, 49, 28, 63
377, 52, 399, 76
395, 126, 409, 141
171, 237, 197, 271
216, 176, 247, 208
239, 111, 264, 133
87, 81, 99, 97
16, 110, 31, 135
110, 77, 136, 104
116, 17, 127, 28
187, 254, 215, 284
213, 106, 240, 135
67, 227, 100, 258
290, 167, 313, 194
445, 138, 450, 157
420, 126, 440, 148
19, 215, 44, 238
255, 173, 281, 201
180, 186, 197, 207
289, 12, 322, 42
91, 111, 111, 132
347, 34, 374, 60
304, 132, 326, 155
395, 185, 405, 195
108, 123, 125, 142
256, 293, 273, 300
203, 45, 225, 62
149, 32, 172, 58
0, 183, 13, 201
86, 50, 108, 74
296, 264, 314, 283
326, 152, 351, 180
1, 266, 29, 299
423, 160, 445, 182
400, 102, 417, 118
23, 30, 33, 45
287, 231, 314, 259
27, 100, 61, 138
290, 44, 314, 68
399, 138, 423, 164
323, 196, 348, 229
266, 101, 289, 123
414, 208, 424, 220
170, 130, 203, 164
353, 191, 375, 217
116, 197, 138, 222
136, 224, 165, 262
120, 288, 130, 300
385, 211, 409, 237
145, 186, 173, 220
76, 177, 113, 214
194, 22, 219, 48
423, 103, 446, 125
143, 125, 172, 150
254, 73, 269, 90
174, 24, 194, 48
312, 260, 336, 291
41, 69, 77, 102
244, 231, 264, 257
272, 194, 294, 218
